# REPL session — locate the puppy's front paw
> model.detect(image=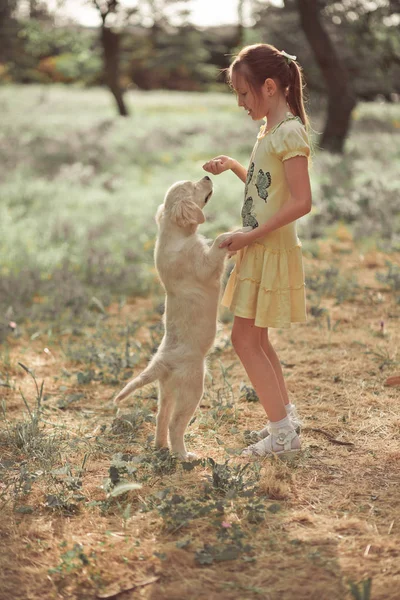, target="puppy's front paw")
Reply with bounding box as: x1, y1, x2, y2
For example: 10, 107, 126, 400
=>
216, 232, 231, 244
215, 233, 233, 252
181, 452, 198, 461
